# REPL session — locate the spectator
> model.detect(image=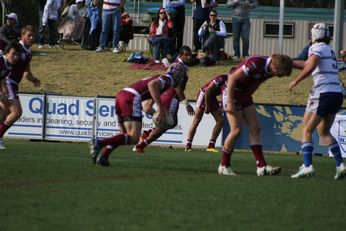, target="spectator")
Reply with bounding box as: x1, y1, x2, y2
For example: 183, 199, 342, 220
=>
164, 0, 185, 53
95, 0, 125, 53
38, 0, 62, 49
149, 8, 174, 64
227, 0, 258, 60
58, 0, 87, 43
341, 50, 346, 62
198, 9, 226, 62
82, 0, 101, 50
0, 13, 20, 53
119, 7, 133, 51
37, 0, 46, 33
191, 0, 217, 52
90, 46, 192, 166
